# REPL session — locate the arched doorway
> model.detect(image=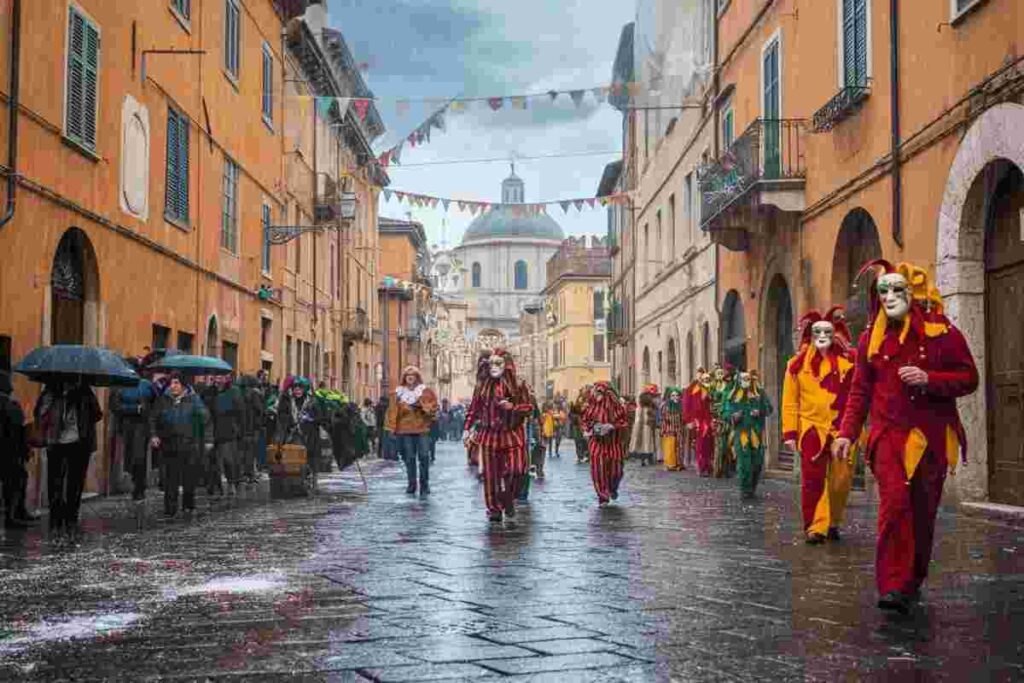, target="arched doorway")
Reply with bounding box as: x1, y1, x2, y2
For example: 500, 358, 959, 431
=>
206, 316, 219, 357
50, 228, 100, 345
722, 290, 745, 370
762, 274, 794, 469
982, 161, 1024, 505
831, 208, 882, 342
